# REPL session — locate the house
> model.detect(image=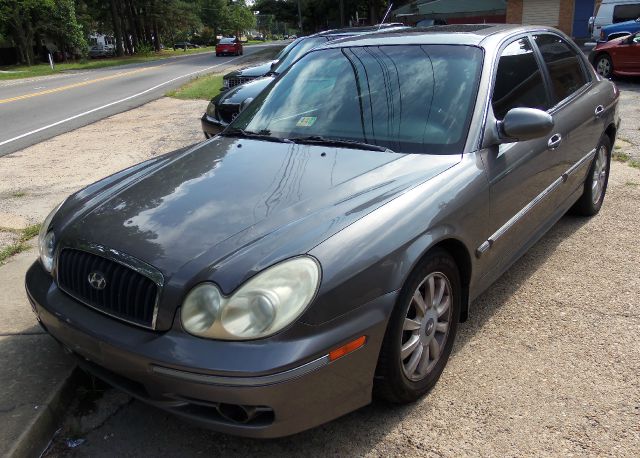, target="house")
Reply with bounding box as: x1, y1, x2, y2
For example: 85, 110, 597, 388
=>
506, 0, 597, 38
394, 0, 598, 39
